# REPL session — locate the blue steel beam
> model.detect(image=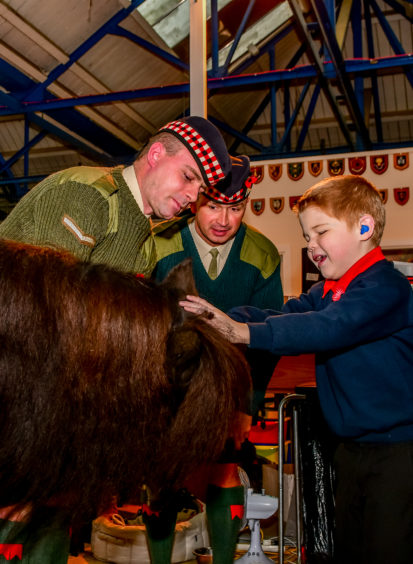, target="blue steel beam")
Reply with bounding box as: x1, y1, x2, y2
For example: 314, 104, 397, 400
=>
283, 81, 291, 152
209, 116, 265, 152
311, 0, 372, 148
269, 49, 278, 149
229, 44, 307, 154
0, 54, 411, 117
229, 22, 296, 77
0, 130, 46, 174
369, 0, 413, 88
229, 93, 272, 153
295, 84, 321, 152
0, 59, 133, 157
352, 0, 365, 150
210, 0, 220, 76
382, 0, 413, 24
24, 117, 30, 180
0, 175, 45, 185
322, 0, 335, 60
287, 0, 355, 149
279, 81, 311, 151
364, 0, 383, 142
0, 152, 20, 199
28, 113, 113, 163
25, 0, 147, 101
110, 25, 188, 71
220, 0, 256, 77
249, 137, 413, 162
0, 89, 112, 162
